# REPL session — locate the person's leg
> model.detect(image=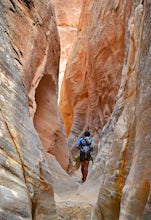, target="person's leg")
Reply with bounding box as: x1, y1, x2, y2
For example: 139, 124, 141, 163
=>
81, 162, 84, 181
81, 160, 89, 182
83, 160, 89, 181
